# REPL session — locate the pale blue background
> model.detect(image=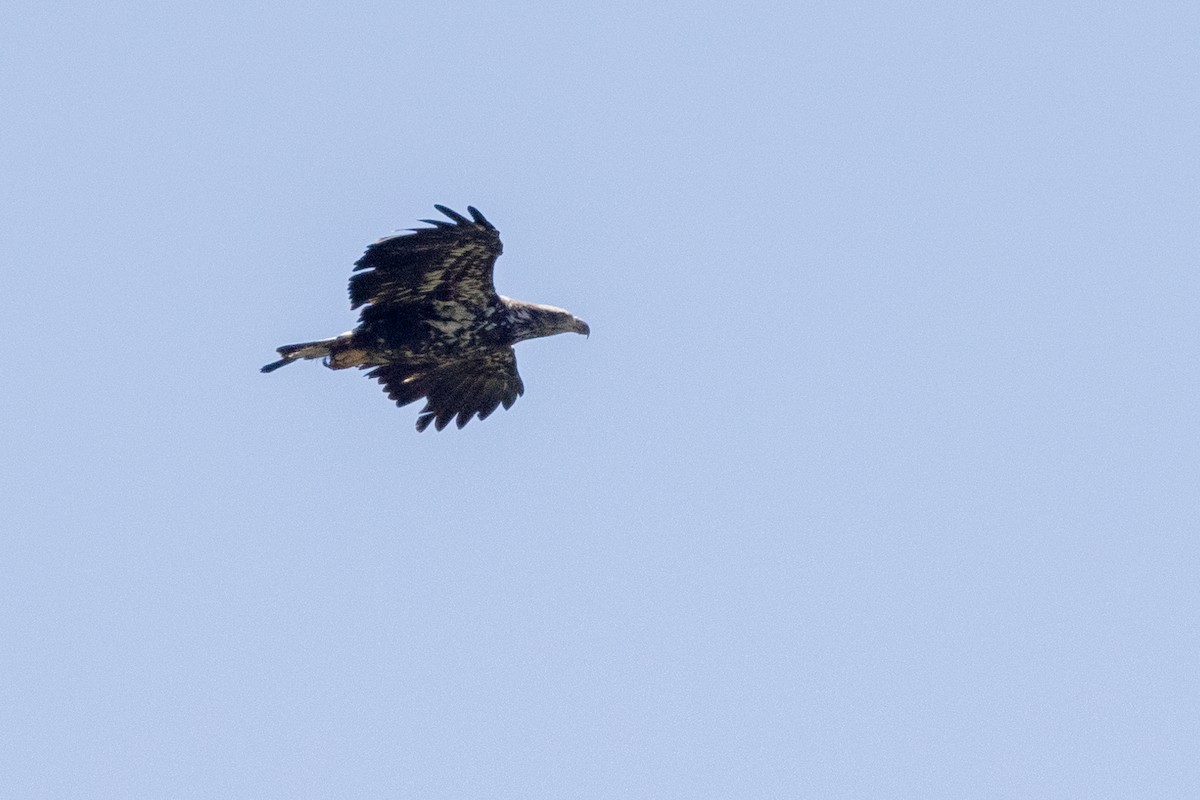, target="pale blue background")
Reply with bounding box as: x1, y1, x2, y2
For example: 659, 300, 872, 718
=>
3, 1, 1198, 797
